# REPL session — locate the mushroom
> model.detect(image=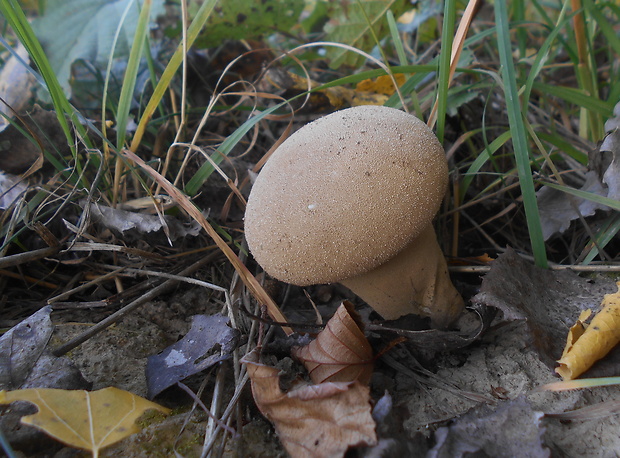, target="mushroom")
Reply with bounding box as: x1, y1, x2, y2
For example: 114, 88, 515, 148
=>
244, 105, 464, 328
